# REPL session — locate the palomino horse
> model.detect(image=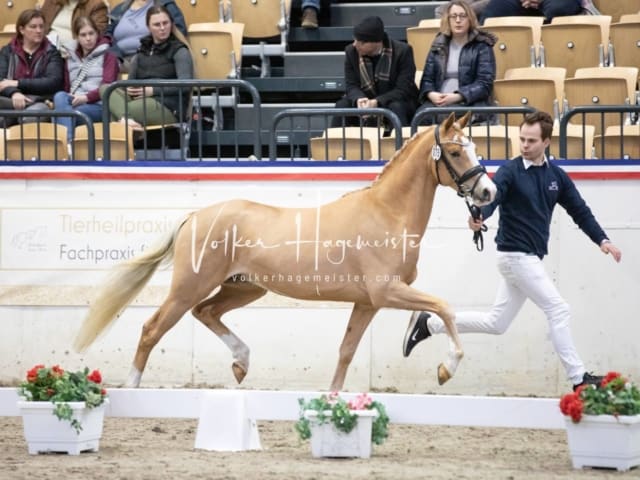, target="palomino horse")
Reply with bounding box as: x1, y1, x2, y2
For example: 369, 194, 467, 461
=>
74, 112, 496, 390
